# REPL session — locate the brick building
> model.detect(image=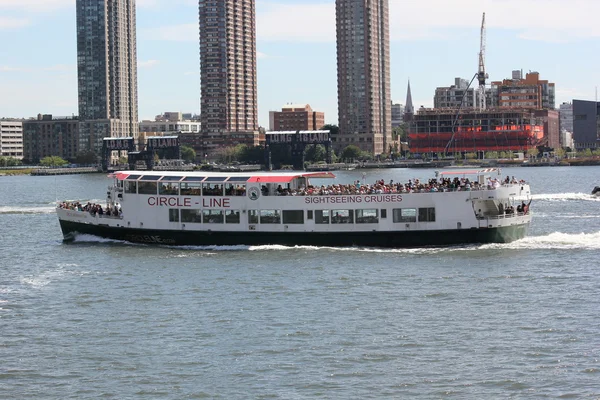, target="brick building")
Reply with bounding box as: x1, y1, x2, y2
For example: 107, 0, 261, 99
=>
268, 104, 325, 132
22, 114, 80, 163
